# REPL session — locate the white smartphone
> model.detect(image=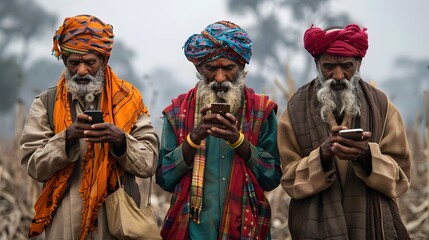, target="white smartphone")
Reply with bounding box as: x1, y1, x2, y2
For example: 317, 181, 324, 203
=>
339, 128, 363, 141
